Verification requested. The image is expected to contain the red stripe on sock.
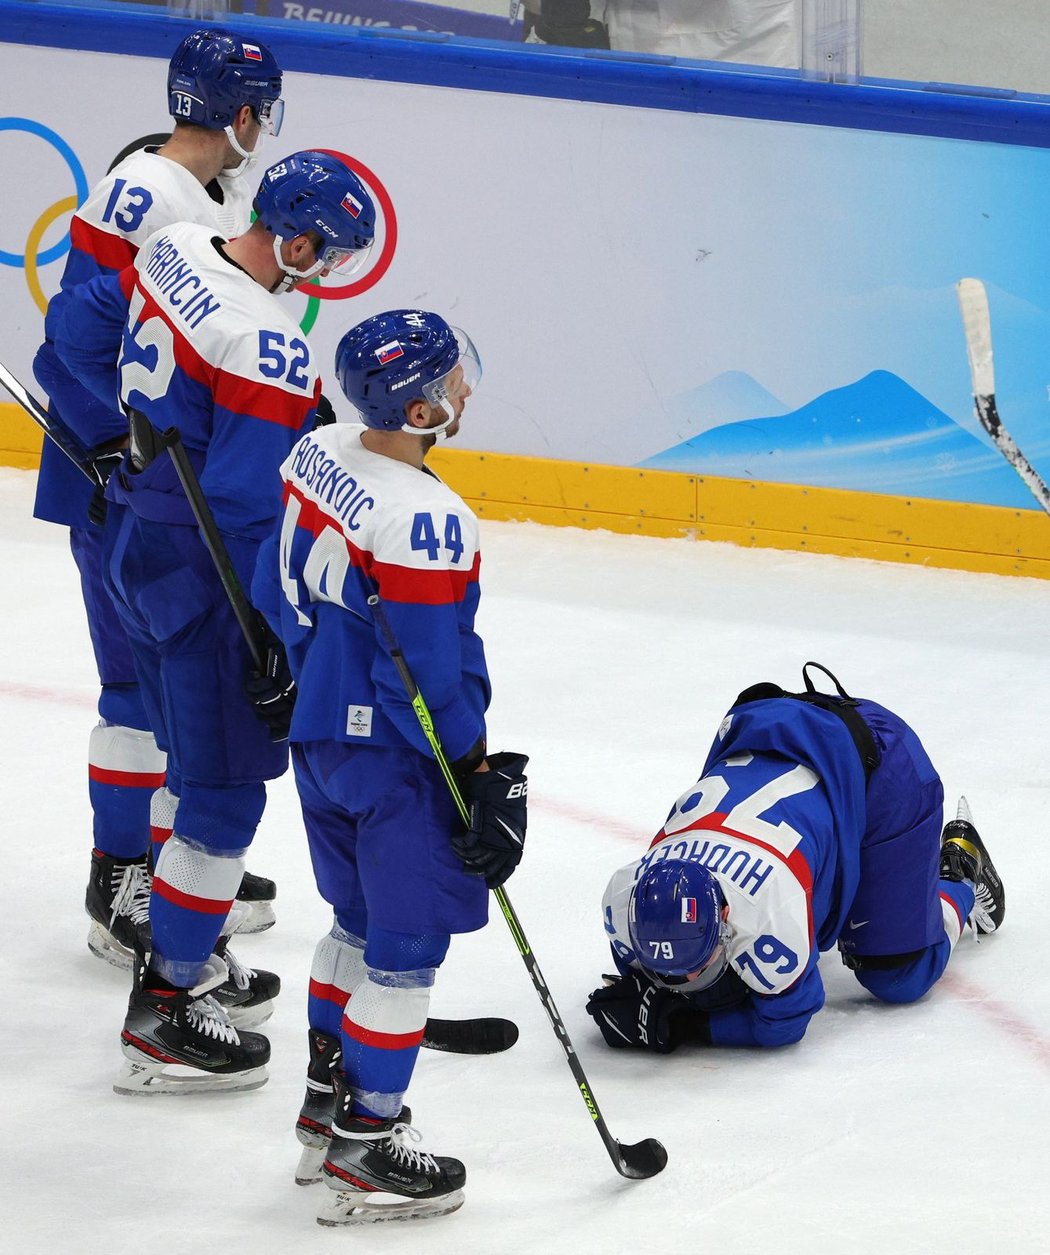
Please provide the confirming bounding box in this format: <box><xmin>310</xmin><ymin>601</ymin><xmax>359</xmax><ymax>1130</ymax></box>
<box><xmin>152</xmin><ymin>877</ymin><xmax>234</xmax><ymax>915</ymax></box>
<box><xmin>90</xmin><ymin>765</ymin><xmax>167</xmax><ymax>788</ymax></box>
<box><xmin>940</xmin><ymin>890</ymin><xmax>964</xmax><ymax>933</ymax></box>
<box><xmin>150</xmin><ymin>826</ymin><xmax>173</xmax><ymax>844</ymax></box>
<box><xmin>309</xmin><ymin>978</ymin><xmax>351</xmax><ymax>1009</ymax></box>
<box><xmin>341</xmin><ymin>1017</ymin><xmax>425</xmax><ymax>1051</ymax></box>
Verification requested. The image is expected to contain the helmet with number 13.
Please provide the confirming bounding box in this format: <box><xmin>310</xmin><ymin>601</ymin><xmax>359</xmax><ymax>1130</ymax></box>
<box><xmin>167</xmin><ymin>27</ymin><xmax>284</xmax><ymax>175</ymax></box>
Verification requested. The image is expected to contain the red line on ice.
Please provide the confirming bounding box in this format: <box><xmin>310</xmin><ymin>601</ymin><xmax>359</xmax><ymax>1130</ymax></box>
<box><xmin>937</xmin><ymin>972</ymin><xmax>1050</xmax><ymax>1072</ymax></box>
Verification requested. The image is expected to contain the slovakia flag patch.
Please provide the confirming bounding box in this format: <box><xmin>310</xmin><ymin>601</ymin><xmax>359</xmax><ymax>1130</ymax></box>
<box><xmin>375</xmin><ymin>340</ymin><xmax>404</xmax><ymax>365</ymax></box>
<box><xmin>341</xmin><ymin>192</ymin><xmax>363</xmax><ymax>219</ymax></box>
<box><xmin>681</xmin><ymin>897</ymin><xmax>697</xmax><ymax>923</ymax></box>
<box><xmin>243</xmin><ymin>44</ymin><xmax>263</xmax><ymax>61</ymax></box>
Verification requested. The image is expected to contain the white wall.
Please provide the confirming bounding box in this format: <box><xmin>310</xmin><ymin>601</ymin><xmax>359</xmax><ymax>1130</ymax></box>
<box><xmin>418</xmin><ymin>0</ymin><xmax>1050</xmax><ymax>94</ymax></box>
<box><xmin>864</xmin><ymin>0</ymin><xmax>1050</xmax><ymax>94</ymax></box>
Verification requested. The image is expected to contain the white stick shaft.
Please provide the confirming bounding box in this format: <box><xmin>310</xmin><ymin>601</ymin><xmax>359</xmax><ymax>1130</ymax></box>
<box><xmin>956</xmin><ymin>277</ymin><xmax>995</xmax><ymax>399</ymax></box>
<box><xmin>955</xmin><ymin>278</ymin><xmax>1050</xmax><ymax>518</ymax></box>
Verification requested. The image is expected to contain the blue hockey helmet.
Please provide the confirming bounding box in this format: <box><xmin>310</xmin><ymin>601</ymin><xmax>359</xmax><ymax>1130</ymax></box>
<box><xmin>628</xmin><ymin>859</ymin><xmax>730</xmax><ymax>991</ymax></box>
<box><xmin>334</xmin><ymin>309</ymin><xmax>482</xmax><ymax>436</ymax></box>
<box><xmin>167</xmin><ymin>28</ymin><xmax>284</xmax><ymax>136</ymax></box>
<box><xmin>255</xmin><ymin>152</ymin><xmax>376</xmax><ymax>291</ymax></box>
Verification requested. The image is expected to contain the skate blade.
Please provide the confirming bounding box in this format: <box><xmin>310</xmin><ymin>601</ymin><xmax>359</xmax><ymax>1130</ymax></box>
<box><xmin>232</xmin><ymin>901</ymin><xmax>276</xmax><ymax>934</ymax></box>
<box><xmin>317</xmin><ymin>1188</ymin><xmax>464</xmax><ymax>1226</ymax></box>
<box><xmin>113</xmin><ymin>1054</ymin><xmax>268</xmax><ymax>1097</ymax></box>
<box><xmin>223</xmin><ymin>999</ymin><xmax>274</xmax><ymax>1031</ymax></box>
<box><xmin>295</xmin><ymin>1143</ymin><xmax>327</xmax><ymax>1186</ymax></box>
<box><xmin>86</xmin><ymin>921</ymin><xmax>134</xmax><ymax>972</ymax></box>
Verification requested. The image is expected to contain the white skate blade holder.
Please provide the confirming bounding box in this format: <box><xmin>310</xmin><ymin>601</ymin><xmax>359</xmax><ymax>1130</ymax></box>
<box><xmin>295</xmin><ymin>1145</ymin><xmax>325</xmax><ymax>1187</ymax></box>
<box><xmin>88</xmin><ymin>899</ymin><xmax>257</xmax><ymax>971</ymax></box>
<box><xmin>233</xmin><ymin>899</ymin><xmax>276</xmax><ymax>934</ymax></box>
<box><xmin>87</xmin><ymin>920</ymin><xmax>135</xmax><ymax>971</ymax></box>
<box><xmin>113</xmin><ymin>1056</ymin><xmax>268</xmax><ymax>1097</ymax></box>
<box><xmin>317</xmin><ymin>1187</ymin><xmax>465</xmax><ymax>1226</ymax></box>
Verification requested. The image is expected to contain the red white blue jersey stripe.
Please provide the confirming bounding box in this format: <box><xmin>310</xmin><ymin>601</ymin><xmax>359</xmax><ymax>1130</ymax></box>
<box><xmin>252</xmin><ymin>422</ymin><xmax>490</xmax><ymax>762</ymax></box>
<box><xmin>111</xmin><ymin>222</ymin><xmax>320</xmax><ymax>538</ymax></box>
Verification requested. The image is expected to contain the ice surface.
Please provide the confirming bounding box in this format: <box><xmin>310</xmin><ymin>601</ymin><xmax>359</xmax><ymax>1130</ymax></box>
<box><xmin>2</xmin><ymin>467</ymin><xmax>1047</xmax><ymax>1253</ymax></box>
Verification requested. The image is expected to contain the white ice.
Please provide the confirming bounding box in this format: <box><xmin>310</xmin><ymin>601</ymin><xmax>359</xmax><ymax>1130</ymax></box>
<box><xmin>2</xmin><ymin>466</ymin><xmax>1048</xmax><ymax>1254</ymax></box>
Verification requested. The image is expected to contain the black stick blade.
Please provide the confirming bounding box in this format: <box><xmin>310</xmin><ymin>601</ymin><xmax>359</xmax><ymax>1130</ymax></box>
<box><xmin>422</xmin><ymin>1017</ymin><xmax>519</xmax><ymax>1055</ymax></box>
<box><xmin>616</xmin><ymin>1137</ymin><xmax>668</xmax><ymax>1179</ymax></box>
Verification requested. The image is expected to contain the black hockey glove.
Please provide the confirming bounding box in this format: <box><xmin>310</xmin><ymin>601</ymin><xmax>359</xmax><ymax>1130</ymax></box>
<box><xmin>244</xmin><ymin>620</ymin><xmax>297</xmax><ymax>742</ymax></box>
<box><xmin>586</xmin><ymin>971</ymin><xmax>711</xmax><ymax>1054</ymax></box>
<box><xmin>86</xmin><ymin>450</ymin><xmax>124</xmax><ymax>527</ymax></box>
<box><xmin>312</xmin><ymin>392</ymin><xmax>337</xmax><ymax>429</ymax></box>
<box><xmin>451</xmin><ymin>752</ymin><xmax>529</xmax><ymax>889</ymax></box>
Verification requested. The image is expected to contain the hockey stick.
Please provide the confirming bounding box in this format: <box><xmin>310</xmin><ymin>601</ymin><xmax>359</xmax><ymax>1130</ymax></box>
<box><xmin>0</xmin><ymin>357</ymin><xmax>101</xmax><ymax>484</ymax></box>
<box><xmin>127</xmin><ymin>414</ymin><xmax>268</xmax><ymax>671</ymax></box>
<box><xmin>955</xmin><ymin>277</ymin><xmax>1050</xmax><ymax>517</ymax></box>
<box><xmin>367</xmin><ymin>592</ymin><xmax>668</xmax><ymax>1180</ymax></box>
<box><xmin>423</xmin><ymin>1016</ymin><xmax>518</xmax><ymax>1054</ymax></box>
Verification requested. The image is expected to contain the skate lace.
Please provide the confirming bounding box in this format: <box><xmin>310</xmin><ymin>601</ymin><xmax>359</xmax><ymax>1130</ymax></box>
<box><xmin>186</xmin><ymin>994</ymin><xmax>241</xmax><ymax>1045</ymax></box>
<box><xmin>386</xmin><ymin>1122</ymin><xmax>439</xmax><ymax>1175</ymax></box>
<box><xmin>110</xmin><ymin>862</ymin><xmax>152</xmax><ymax>929</ymax></box>
<box><xmin>222</xmin><ymin>948</ymin><xmax>257</xmax><ymax>992</ymax></box>
<box><xmin>971</xmin><ymin>881</ymin><xmax>998</xmax><ymax>933</ymax></box>
<box><xmin>974</xmin><ymin>880</ymin><xmax>996</xmax><ymax>909</ymax></box>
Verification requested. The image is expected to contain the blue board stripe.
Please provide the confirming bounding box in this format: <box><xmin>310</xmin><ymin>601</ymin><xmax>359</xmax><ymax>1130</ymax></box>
<box><xmin>3</xmin><ymin>1</ymin><xmax>1050</xmax><ymax>147</ymax></box>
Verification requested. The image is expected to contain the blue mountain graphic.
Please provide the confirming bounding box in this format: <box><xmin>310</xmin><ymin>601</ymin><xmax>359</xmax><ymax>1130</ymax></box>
<box><xmin>662</xmin><ymin>371</ymin><xmax>788</xmax><ymax>440</ymax></box>
<box><xmin>640</xmin><ymin>370</ymin><xmax>1047</xmax><ymax>508</ymax></box>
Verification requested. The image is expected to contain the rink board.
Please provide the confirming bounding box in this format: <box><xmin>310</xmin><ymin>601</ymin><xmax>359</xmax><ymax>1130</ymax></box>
<box><xmin>5</xmin><ymin>4</ymin><xmax>1050</xmax><ymax>577</ymax></box>
<box><xmin>6</xmin><ymin>409</ymin><xmax>1043</xmax><ymax>580</ymax></box>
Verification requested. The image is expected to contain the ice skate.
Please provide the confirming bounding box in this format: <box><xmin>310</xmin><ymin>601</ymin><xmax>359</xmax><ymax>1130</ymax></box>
<box><xmin>233</xmin><ymin>869</ymin><xmax>277</xmax><ymax>934</ymax></box>
<box><xmin>318</xmin><ymin>1079</ymin><xmax>462</xmax><ymax>1225</ymax></box>
<box><xmin>940</xmin><ymin>797</ymin><xmax>1006</xmax><ymax>934</ymax></box>
<box><xmin>295</xmin><ymin>1030</ymin><xmax>342</xmax><ymax>1185</ymax></box>
<box><xmin>211</xmin><ymin>935</ymin><xmax>280</xmax><ymax>1030</ymax></box>
<box><xmin>85</xmin><ymin>850</ymin><xmax>151</xmax><ymax>970</ymax></box>
<box><xmin>114</xmin><ymin>956</ymin><xmax>270</xmax><ymax>1096</ymax></box>
<box><xmin>294</xmin><ymin>1033</ymin><xmax>413</xmax><ymax>1186</ymax></box>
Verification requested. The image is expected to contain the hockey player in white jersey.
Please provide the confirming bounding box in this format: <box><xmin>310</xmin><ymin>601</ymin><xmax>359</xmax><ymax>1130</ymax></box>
<box><xmin>587</xmin><ymin>665</ymin><xmax>1006</xmax><ymax>1053</ymax></box>
<box><xmin>32</xmin><ymin>27</ymin><xmax>285</xmax><ymax>974</ymax></box>
<box><xmin>251</xmin><ymin>310</ymin><xmax>529</xmax><ymax>1223</ymax></box>
<box><xmin>54</xmin><ymin>151</ymin><xmax>377</xmax><ymax>1095</ymax></box>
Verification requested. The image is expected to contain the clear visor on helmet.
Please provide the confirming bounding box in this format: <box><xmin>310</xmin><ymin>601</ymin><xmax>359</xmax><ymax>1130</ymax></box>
<box><xmin>315</xmin><ymin>238</ymin><xmax>373</xmax><ymax>277</ymax></box>
<box><xmin>639</xmin><ymin>919</ymin><xmax>732</xmax><ymax>994</ymax></box>
<box><xmin>254</xmin><ymin>96</ymin><xmax>285</xmax><ymax>137</ymax></box>
<box><xmin>421</xmin><ymin>329</ymin><xmax>483</xmax><ymax>410</ymax></box>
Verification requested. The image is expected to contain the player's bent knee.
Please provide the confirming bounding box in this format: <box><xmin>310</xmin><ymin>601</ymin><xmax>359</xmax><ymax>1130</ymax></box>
<box><xmin>849</xmin><ymin>945</ymin><xmax>946</xmax><ymax>1004</ymax></box>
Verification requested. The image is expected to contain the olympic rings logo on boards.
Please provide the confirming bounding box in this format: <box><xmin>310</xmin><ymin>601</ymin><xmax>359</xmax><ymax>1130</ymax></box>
<box><xmin>0</xmin><ymin>117</ymin><xmax>89</xmax><ymax>316</ymax></box>
<box><xmin>0</xmin><ymin>121</ymin><xmax>398</xmax><ymax>332</ymax></box>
